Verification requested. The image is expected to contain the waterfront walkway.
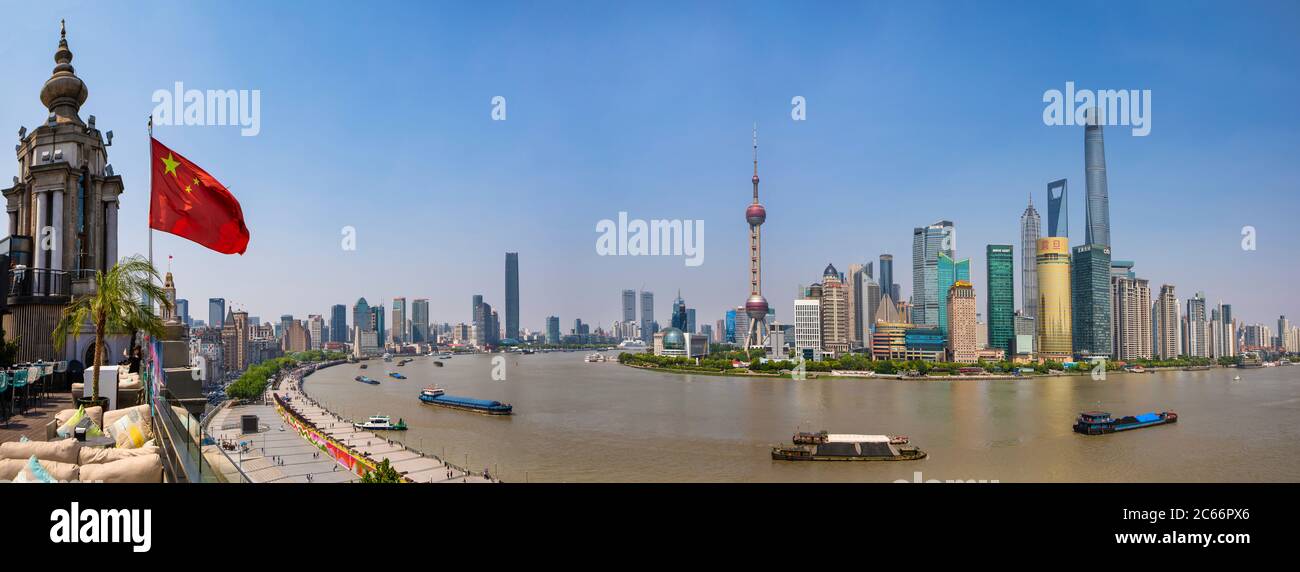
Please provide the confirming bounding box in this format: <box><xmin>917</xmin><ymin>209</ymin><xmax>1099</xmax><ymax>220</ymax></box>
<box><xmin>275</xmin><ymin>381</ymin><xmax>491</xmax><ymax>483</ymax></box>
<box><xmin>205</xmin><ymin>400</ymin><xmax>359</xmax><ymax>483</ymax></box>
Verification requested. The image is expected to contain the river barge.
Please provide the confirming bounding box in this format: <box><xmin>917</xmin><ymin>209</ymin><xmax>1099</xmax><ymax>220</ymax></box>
<box><xmin>1073</xmin><ymin>410</ymin><xmax>1177</xmax><ymax>435</ymax></box>
<box><xmin>354</xmin><ymin>375</ymin><xmax>379</xmax><ymax>385</ymax></box>
<box><xmin>773</xmin><ymin>433</ymin><xmax>926</xmax><ymax>461</ymax></box>
<box><xmin>418</xmin><ymin>386</ymin><xmax>513</xmax><ymax>415</ymax></box>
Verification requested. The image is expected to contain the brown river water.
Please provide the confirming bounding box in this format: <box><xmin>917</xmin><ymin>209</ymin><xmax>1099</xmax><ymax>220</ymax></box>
<box><xmin>301</xmin><ymin>352</ymin><xmax>1300</xmax><ymax>482</ymax></box>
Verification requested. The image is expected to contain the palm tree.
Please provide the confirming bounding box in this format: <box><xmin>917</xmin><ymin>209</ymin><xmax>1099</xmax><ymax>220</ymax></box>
<box><xmin>52</xmin><ymin>256</ymin><xmax>171</xmax><ymax>408</ymax></box>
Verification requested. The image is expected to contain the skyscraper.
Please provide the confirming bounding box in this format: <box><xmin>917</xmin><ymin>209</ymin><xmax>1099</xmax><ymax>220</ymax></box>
<box><xmin>175</xmin><ymin>299</ymin><xmax>190</xmax><ymax>326</ymax></box>
<box><xmin>671</xmin><ymin>291</ymin><xmax>688</xmax><ymax>330</ymax></box>
<box><xmin>1111</xmin><ymin>275</ymin><xmax>1152</xmax><ymax>360</ymax></box>
<box><xmin>946</xmin><ymin>281</ymin><xmax>977</xmax><ymax>363</ymax></box>
<box><xmin>1071</xmin><ymin>244</ymin><xmax>1112</xmax><ymax>358</ymax></box>
<box><xmin>1036</xmin><ymin>237</ymin><xmax>1072</xmax><ymax>360</ymax></box>
<box><xmin>819</xmin><ymin>264</ymin><xmax>849</xmax><ymax>357</ymax></box>
<box><xmin>353</xmin><ymin>297</ymin><xmax>371</xmax><ymax>333</ymax></box>
<box><xmin>330</xmin><ymin>304</ymin><xmax>347</xmax><ymax>343</ymax></box>
<box><xmin>640</xmin><ymin>291</ymin><xmax>656</xmax><ymax>344</ymax></box>
<box><xmin>1047</xmin><ymin>179</ymin><xmax>1068</xmax><ymax>238</ymax></box>
<box><xmin>742</xmin><ymin>125</ymin><xmax>770</xmax><ymax>348</ymax></box>
<box><xmin>546</xmin><ymin>316</ymin><xmax>560</xmax><ymax>345</ymax></box>
<box><xmin>1154</xmin><ymin>285</ymin><xmax>1179</xmax><ymax>359</ymax></box>
<box><xmin>936</xmin><ymin>252</ymin><xmax>969</xmax><ymax>336</ymax></box>
<box><xmin>307</xmin><ymin>314</ymin><xmax>324</xmax><ymax>350</ymax></box>
<box><xmin>793</xmin><ymin>298</ymin><xmax>822</xmax><ymax>361</ymax></box>
<box><xmin>1084</xmin><ymin>107</ymin><xmax>1111</xmax><ymax>248</ymax></box>
<box><xmin>879</xmin><ymin>255</ymin><xmax>895</xmax><ymax>309</ymax></box>
<box><xmin>391</xmin><ymin>297</ymin><xmax>407</xmax><ymax>345</ymax></box>
<box><xmin>911</xmin><ymin>220</ymin><xmax>954</xmax><ymax>327</ymax></box>
<box><xmin>986</xmin><ymin>245</ymin><xmax>1015</xmax><ymax>352</ymax></box>
<box><xmin>505</xmin><ymin>252</ymin><xmax>519</xmax><ymax>340</ymax></box>
<box><xmin>846</xmin><ymin>262</ymin><xmax>873</xmax><ymax>347</ymax></box>
<box><xmin>1019</xmin><ymin>195</ymin><xmax>1041</xmax><ymax>319</ymax></box>
<box><xmin>209</xmin><ymin>298</ymin><xmax>226</xmax><ymax>328</ymax></box>
<box><xmin>622</xmin><ymin>289</ymin><xmax>637</xmax><ymax>323</ymax></box>
<box><xmin>411</xmin><ymin>299</ymin><xmax>429</xmax><ymax>344</ymax></box>
<box><xmin>1186</xmin><ymin>293</ymin><xmax>1208</xmax><ymax>357</ymax></box>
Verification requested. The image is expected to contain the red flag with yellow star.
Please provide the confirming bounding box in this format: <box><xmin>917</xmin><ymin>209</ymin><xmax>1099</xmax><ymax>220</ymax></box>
<box><xmin>149</xmin><ymin>137</ymin><xmax>249</xmax><ymax>254</ymax></box>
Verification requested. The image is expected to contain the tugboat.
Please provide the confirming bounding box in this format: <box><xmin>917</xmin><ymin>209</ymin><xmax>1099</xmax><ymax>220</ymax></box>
<box><xmin>773</xmin><ymin>433</ymin><xmax>926</xmax><ymax>461</ymax></box>
<box><xmin>353</xmin><ymin>415</ymin><xmax>407</xmax><ymax>431</ymax></box>
<box><xmin>359</xmin><ymin>364</ymin><xmax>368</xmax><ymax>370</ymax></box>
<box><xmin>418</xmin><ymin>386</ymin><xmax>513</xmax><ymax>415</ymax></box>
<box><xmin>388</xmin><ymin>372</ymin><xmax>406</xmax><ymax>379</ymax></box>
<box><xmin>434</xmin><ymin>361</ymin><xmax>444</xmax><ymax>367</ymax></box>
<box><xmin>354</xmin><ymin>376</ymin><xmax>379</xmax><ymax>385</ymax></box>
<box><xmin>1073</xmin><ymin>410</ymin><xmax>1178</xmax><ymax>435</ymax></box>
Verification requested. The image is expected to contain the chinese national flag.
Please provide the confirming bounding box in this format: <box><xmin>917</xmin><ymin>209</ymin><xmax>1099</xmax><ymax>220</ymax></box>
<box><xmin>149</xmin><ymin>137</ymin><xmax>250</xmax><ymax>254</ymax></box>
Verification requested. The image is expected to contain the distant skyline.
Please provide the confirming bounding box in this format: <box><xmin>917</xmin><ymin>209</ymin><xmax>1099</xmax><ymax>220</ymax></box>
<box><xmin>2</xmin><ymin>1</ymin><xmax>1298</xmax><ymax>331</ymax></box>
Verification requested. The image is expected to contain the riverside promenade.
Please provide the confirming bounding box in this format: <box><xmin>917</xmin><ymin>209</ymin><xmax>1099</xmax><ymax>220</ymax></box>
<box><xmin>276</xmin><ymin>381</ymin><xmax>492</xmax><ymax>483</ymax></box>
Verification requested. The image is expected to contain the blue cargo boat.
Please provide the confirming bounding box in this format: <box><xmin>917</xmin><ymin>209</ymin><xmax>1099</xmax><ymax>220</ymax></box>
<box><xmin>354</xmin><ymin>375</ymin><xmax>379</xmax><ymax>385</ymax></box>
<box><xmin>1073</xmin><ymin>410</ymin><xmax>1177</xmax><ymax>435</ymax></box>
<box><xmin>418</xmin><ymin>386</ymin><xmax>512</xmax><ymax>415</ymax></box>
<box><xmin>388</xmin><ymin>372</ymin><xmax>406</xmax><ymax>379</ymax></box>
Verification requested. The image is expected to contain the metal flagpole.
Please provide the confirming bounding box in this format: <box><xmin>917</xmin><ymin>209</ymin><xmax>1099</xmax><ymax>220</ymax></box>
<box><xmin>147</xmin><ymin>115</ymin><xmax>153</xmax><ymax>278</ymax></box>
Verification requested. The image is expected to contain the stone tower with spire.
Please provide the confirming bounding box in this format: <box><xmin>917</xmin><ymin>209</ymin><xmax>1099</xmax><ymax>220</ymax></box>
<box><xmin>2</xmin><ymin>21</ymin><xmax>126</xmax><ymax>363</ymax></box>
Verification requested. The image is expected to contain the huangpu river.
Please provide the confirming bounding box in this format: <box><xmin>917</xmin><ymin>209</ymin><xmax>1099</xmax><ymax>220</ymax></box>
<box><xmin>301</xmin><ymin>352</ymin><xmax>1300</xmax><ymax>482</ymax></box>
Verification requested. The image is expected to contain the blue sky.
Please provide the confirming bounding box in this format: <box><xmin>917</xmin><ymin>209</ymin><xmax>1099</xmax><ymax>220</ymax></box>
<box><xmin>2</xmin><ymin>0</ymin><xmax>1297</xmax><ymax>332</ymax></box>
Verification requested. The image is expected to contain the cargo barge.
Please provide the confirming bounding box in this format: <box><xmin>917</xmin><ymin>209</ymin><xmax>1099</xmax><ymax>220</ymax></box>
<box><xmin>354</xmin><ymin>375</ymin><xmax>379</xmax><ymax>385</ymax></box>
<box><xmin>772</xmin><ymin>433</ymin><xmax>926</xmax><ymax>461</ymax></box>
<box><xmin>1073</xmin><ymin>410</ymin><xmax>1177</xmax><ymax>435</ymax></box>
<box><xmin>418</xmin><ymin>386</ymin><xmax>512</xmax><ymax>415</ymax></box>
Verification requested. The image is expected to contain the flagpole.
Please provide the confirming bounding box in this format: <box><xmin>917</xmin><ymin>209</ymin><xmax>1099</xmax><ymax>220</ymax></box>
<box><xmin>146</xmin><ymin>116</ymin><xmax>154</xmax><ymax>308</ymax></box>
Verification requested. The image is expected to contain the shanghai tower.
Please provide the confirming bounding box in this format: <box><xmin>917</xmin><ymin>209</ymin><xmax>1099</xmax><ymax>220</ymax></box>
<box><xmin>1084</xmin><ymin>107</ymin><xmax>1111</xmax><ymax>247</ymax></box>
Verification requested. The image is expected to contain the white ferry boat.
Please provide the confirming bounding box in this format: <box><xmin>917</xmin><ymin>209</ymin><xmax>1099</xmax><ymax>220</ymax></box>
<box><xmin>353</xmin><ymin>415</ymin><xmax>407</xmax><ymax>431</ymax></box>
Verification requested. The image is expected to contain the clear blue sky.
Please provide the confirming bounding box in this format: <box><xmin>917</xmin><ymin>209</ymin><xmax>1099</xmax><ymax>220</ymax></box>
<box><xmin>2</xmin><ymin>1</ymin><xmax>1297</xmax><ymax>331</ymax></box>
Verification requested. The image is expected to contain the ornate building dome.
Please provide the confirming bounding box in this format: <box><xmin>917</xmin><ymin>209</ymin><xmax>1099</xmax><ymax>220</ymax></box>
<box><xmin>40</xmin><ymin>20</ymin><xmax>89</xmax><ymax>124</ymax></box>
<box><xmin>660</xmin><ymin>327</ymin><xmax>686</xmax><ymax>350</ymax></box>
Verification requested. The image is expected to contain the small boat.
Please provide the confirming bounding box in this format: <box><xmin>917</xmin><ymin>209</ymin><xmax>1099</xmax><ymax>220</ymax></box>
<box><xmin>773</xmin><ymin>434</ymin><xmax>925</xmax><ymax>461</ymax></box>
<box><xmin>359</xmin><ymin>364</ymin><xmax>368</xmax><ymax>369</ymax></box>
<box><xmin>438</xmin><ymin>354</ymin><xmax>452</xmax><ymax>360</ymax></box>
<box><xmin>383</xmin><ymin>353</ymin><xmax>393</xmax><ymax>362</ymax></box>
<box><xmin>1073</xmin><ymin>410</ymin><xmax>1177</xmax><ymax>435</ymax></box>
<box><xmin>434</xmin><ymin>361</ymin><xmax>444</xmax><ymax>367</ymax></box>
<box><xmin>354</xmin><ymin>376</ymin><xmax>379</xmax><ymax>385</ymax></box>
<box><xmin>1125</xmin><ymin>365</ymin><xmax>1146</xmax><ymax>374</ymax></box>
<box><xmin>388</xmin><ymin>372</ymin><xmax>406</xmax><ymax>379</ymax></box>
<box><xmin>1232</xmin><ymin>375</ymin><xmax>1241</xmax><ymax>381</ymax></box>
<box><xmin>418</xmin><ymin>386</ymin><xmax>512</xmax><ymax>415</ymax></box>
<box><xmin>353</xmin><ymin>415</ymin><xmax>407</xmax><ymax>431</ymax></box>
<box><xmin>584</xmin><ymin>353</ymin><xmax>606</xmax><ymax>363</ymax></box>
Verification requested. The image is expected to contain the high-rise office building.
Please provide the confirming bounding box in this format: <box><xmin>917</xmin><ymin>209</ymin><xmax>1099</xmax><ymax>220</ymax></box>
<box><xmin>1036</xmin><ymin>237</ymin><xmax>1073</xmax><ymax>359</ymax></box>
<box><xmin>986</xmin><ymin>245</ymin><xmax>1015</xmax><ymax>352</ymax></box>
<box><xmin>1154</xmin><ymin>285</ymin><xmax>1179</xmax><ymax>359</ymax></box>
<box><xmin>209</xmin><ymin>298</ymin><xmax>226</xmax><ymax>328</ymax></box>
<box><xmin>370</xmin><ymin>304</ymin><xmax>385</xmax><ymax>344</ymax></box>
<box><xmin>353</xmin><ymin>298</ymin><xmax>371</xmax><ymax>333</ymax></box>
<box><xmin>847</xmin><ymin>262</ymin><xmax>875</xmax><ymax>347</ymax></box>
<box><xmin>410</xmin><ymin>299</ymin><xmax>429</xmax><ymax>344</ymax></box>
<box><xmin>640</xmin><ymin>291</ymin><xmax>656</xmax><ymax>344</ymax></box>
<box><xmin>1047</xmin><ymin>179</ymin><xmax>1068</xmax><ymax>238</ymax></box>
<box><xmin>622</xmin><ymin>289</ymin><xmax>637</xmax><ymax>323</ymax></box>
<box><xmin>391</xmin><ymin>297</ymin><xmax>407</xmax><ymax>345</ymax></box>
<box><xmin>686</xmin><ymin>308</ymin><xmax>696</xmax><ymax>334</ymax></box>
<box><xmin>911</xmin><ymin>220</ymin><xmax>954</xmax><ymax>327</ymax></box>
<box><xmin>819</xmin><ymin>264</ymin><xmax>850</xmax><ymax>357</ymax></box>
<box><xmin>1071</xmin><ymin>244</ymin><xmax>1112</xmax><ymax>358</ymax></box>
<box><xmin>671</xmin><ymin>291</ymin><xmax>688</xmax><ymax>331</ymax></box>
<box><xmin>725</xmin><ymin>309</ymin><xmax>736</xmax><ymax>343</ymax></box>
<box><xmin>175</xmin><ymin>299</ymin><xmax>190</xmax><ymax>326</ymax></box>
<box><xmin>936</xmin><ymin>252</ymin><xmax>970</xmax><ymax>336</ymax></box>
<box><xmin>879</xmin><ymin>255</ymin><xmax>895</xmax><ymax>310</ymax></box>
<box><xmin>472</xmin><ymin>294</ymin><xmax>486</xmax><ymax>346</ymax></box>
<box><xmin>793</xmin><ymin>298</ymin><xmax>822</xmax><ymax>361</ymax></box>
<box><xmin>1185</xmin><ymin>293</ymin><xmax>1208</xmax><ymax>358</ymax></box>
<box><xmin>1111</xmin><ymin>274</ymin><xmax>1152</xmax><ymax>360</ymax></box>
<box><xmin>1084</xmin><ymin>107</ymin><xmax>1111</xmax><ymax>248</ymax></box>
<box><xmin>330</xmin><ymin>304</ymin><xmax>347</xmax><ymax>343</ymax></box>
<box><xmin>1020</xmin><ymin>196</ymin><xmax>1041</xmax><ymax>319</ymax></box>
<box><xmin>505</xmin><ymin>252</ymin><xmax>519</xmax><ymax>340</ymax></box>
<box><xmin>546</xmin><ymin>316</ymin><xmax>560</xmax><ymax>344</ymax></box>
<box><xmin>946</xmin><ymin>281</ymin><xmax>977</xmax><ymax>363</ymax></box>
<box><xmin>307</xmin><ymin>314</ymin><xmax>324</xmax><ymax>350</ymax></box>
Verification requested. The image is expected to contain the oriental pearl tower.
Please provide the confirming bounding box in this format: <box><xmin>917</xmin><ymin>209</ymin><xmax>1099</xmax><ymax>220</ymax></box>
<box><xmin>743</xmin><ymin>125</ymin><xmax>769</xmax><ymax>349</ymax></box>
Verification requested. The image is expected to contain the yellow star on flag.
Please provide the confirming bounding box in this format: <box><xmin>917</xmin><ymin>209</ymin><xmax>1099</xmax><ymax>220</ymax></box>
<box><xmin>161</xmin><ymin>153</ymin><xmax>180</xmax><ymax>178</ymax></box>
